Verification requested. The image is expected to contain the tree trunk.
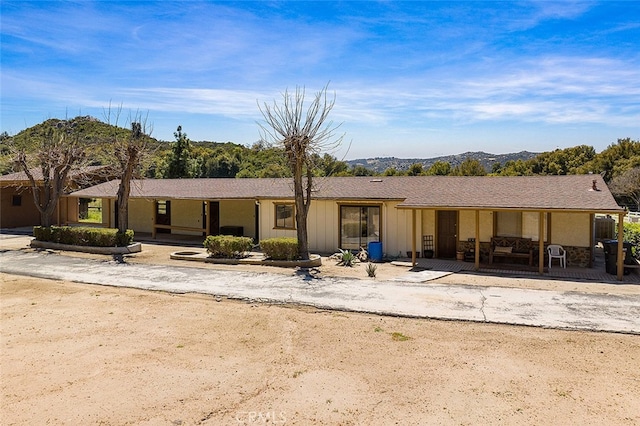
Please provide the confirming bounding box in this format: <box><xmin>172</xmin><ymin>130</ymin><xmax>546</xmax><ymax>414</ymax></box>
<box><xmin>116</xmin><ymin>179</ymin><xmax>130</xmax><ymax>233</ymax></box>
<box><xmin>117</xmin><ymin>168</ymin><xmax>133</xmax><ymax>232</ymax></box>
<box><xmin>27</xmin><ymin>167</ymin><xmax>67</xmax><ymax>227</ymax></box>
<box><xmin>39</xmin><ymin>197</ymin><xmax>58</xmax><ymax>227</ymax></box>
<box><xmin>116</xmin><ymin>150</ymin><xmax>136</xmax><ymax>233</ymax></box>
<box><xmin>295</xmin><ymin>199</ymin><xmax>310</xmax><ymax>260</ymax></box>
<box><xmin>292</xmin><ymin>156</ymin><xmax>310</xmax><ymax>260</ymax></box>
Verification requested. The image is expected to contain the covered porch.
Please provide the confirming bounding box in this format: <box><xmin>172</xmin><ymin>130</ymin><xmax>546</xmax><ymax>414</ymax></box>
<box><xmin>400</xmin><ymin>243</ymin><xmax>639</xmax><ymax>284</ymax></box>
<box><xmin>404</xmin><ymin>207</ymin><xmax>629</xmax><ymax>281</ymax></box>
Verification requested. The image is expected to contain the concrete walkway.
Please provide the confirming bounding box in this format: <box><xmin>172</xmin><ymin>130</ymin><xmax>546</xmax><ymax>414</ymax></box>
<box><xmin>1</xmin><ymin>249</ymin><xmax>639</xmax><ymax>334</ymax></box>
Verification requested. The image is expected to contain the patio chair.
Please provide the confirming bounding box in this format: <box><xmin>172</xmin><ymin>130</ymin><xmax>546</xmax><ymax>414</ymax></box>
<box><xmin>547</xmin><ymin>244</ymin><xmax>566</xmax><ymax>268</ymax></box>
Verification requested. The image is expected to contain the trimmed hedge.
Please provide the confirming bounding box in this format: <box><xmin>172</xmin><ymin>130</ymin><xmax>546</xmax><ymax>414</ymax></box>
<box><xmin>203</xmin><ymin>235</ymin><xmax>253</xmax><ymax>258</ymax></box>
<box><xmin>33</xmin><ymin>226</ymin><xmax>134</xmax><ymax>247</ymax></box>
<box><xmin>260</xmin><ymin>237</ymin><xmax>299</xmax><ymax>260</ymax></box>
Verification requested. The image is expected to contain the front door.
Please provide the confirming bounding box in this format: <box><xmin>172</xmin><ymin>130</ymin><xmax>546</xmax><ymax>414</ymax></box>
<box><xmin>156</xmin><ymin>200</ymin><xmax>171</xmax><ymax>234</ymax></box>
<box><xmin>208</xmin><ymin>201</ymin><xmax>220</xmax><ymax>235</ymax></box>
<box><xmin>437</xmin><ymin>210</ymin><xmax>457</xmax><ymax>258</ymax></box>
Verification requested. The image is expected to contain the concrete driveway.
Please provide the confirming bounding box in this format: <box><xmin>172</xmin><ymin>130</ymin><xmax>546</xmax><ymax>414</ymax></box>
<box><xmin>1</xmin><ymin>249</ymin><xmax>639</xmax><ymax>334</ymax></box>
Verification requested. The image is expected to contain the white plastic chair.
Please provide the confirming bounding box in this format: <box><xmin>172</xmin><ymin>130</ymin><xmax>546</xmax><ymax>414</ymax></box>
<box><xmin>547</xmin><ymin>244</ymin><xmax>566</xmax><ymax>268</ymax></box>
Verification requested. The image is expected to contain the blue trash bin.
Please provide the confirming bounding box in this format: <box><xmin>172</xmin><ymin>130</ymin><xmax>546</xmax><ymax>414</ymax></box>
<box><xmin>368</xmin><ymin>241</ymin><xmax>383</xmax><ymax>262</ymax></box>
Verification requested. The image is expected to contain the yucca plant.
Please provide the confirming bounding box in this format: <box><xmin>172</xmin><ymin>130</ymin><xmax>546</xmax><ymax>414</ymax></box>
<box><xmin>337</xmin><ymin>249</ymin><xmax>357</xmax><ymax>267</ymax></box>
<box><xmin>365</xmin><ymin>262</ymin><xmax>377</xmax><ymax>278</ymax></box>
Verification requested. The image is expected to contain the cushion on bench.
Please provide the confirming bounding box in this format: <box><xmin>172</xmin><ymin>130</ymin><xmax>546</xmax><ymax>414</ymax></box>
<box><xmin>490</xmin><ymin>237</ymin><xmax>534</xmax><ymax>266</ymax></box>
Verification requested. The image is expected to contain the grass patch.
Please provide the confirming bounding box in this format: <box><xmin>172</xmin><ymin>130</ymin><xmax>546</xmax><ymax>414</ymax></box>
<box><xmin>391</xmin><ymin>332</ymin><xmax>411</xmax><ymax>341</ymax></box>
<box><xmin>79</xmin><ymin>209</ymin><xmax>102</xmax><ymax>223</ymax></box>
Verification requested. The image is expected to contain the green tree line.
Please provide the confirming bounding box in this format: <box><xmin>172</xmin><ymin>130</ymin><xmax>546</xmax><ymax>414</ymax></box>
<box><xmin>2</xmin><ymin>117</ymin><xmax>638</xmax><ymax>185</ymax></box>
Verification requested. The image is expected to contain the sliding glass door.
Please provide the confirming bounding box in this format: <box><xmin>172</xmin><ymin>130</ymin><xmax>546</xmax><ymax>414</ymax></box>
<box><xmin>340</xmin><ymin>205</ymin><xmax>380</xmax><ymax>250</ymax></box>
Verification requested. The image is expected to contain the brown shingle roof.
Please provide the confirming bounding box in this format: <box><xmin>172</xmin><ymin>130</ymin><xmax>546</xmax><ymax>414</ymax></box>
<box><xmin>395</xmin><ymin>175</ymin><xmax>620</xmax><ymax>211</ymax></box>
<box><xmin>0</xmin><ymin>165</ymin><xmax>109</xmax><ymax>183</ymax></box>
<box><xmin>69</xmin><ymin>175</ymin><xmax>623</xmax><ymax>213</ymax></box>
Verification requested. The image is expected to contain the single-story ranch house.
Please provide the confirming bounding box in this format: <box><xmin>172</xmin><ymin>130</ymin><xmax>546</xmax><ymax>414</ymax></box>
<box><xmin>66</xmin><ymin>174</ymin><xmax>627</xmax><ymax>277</ymax></box>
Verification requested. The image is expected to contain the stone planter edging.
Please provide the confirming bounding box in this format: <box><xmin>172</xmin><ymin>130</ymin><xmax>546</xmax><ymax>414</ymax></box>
<box><xmin>30</xmin><ymin>240</ymin><xmax>142</xmax><ymax>255</ymax></box>
<box><xmin>170</xmin><ymin>251</ymin><xmax>322</xmax><ymax>268</ymax></box>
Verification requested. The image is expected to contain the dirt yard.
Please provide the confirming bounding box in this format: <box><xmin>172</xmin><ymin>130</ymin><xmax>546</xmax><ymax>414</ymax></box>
<box><xmin>1</xmin><ymin>237</ymin><xmax>640</xmax><ymax>424</ymax></box>
<box><xmin>2</xmin><ymin>271</ymin><xmax>639</xmax><ymax>425</ymax></box>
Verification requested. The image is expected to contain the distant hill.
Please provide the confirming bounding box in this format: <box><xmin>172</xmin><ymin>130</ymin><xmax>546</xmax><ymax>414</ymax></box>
<box><xmin>346</xmin><ymin>151</ymin><xmax>540</xmax><ymax>174</ymax></box>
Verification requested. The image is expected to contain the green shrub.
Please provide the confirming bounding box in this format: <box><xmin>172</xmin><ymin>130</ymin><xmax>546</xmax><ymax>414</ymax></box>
<box><xmin>32</xmin><ymin>226</ymin><xmax>134</xmax><ymax>247</ymax></box>
<box><xmin>624</xmin><ymin>222</ymin><xmax>640</xmax><ymax>258</ymax></box>
<box><xmin>33</xmin><ymin>226</ymin><xmax>52</xmax><ymax>242</ymax></box>
<box><xmin>260</xmin><ymin>237</ymin><xmax>299</xmax><ymax>260</ymax></box>
<box><xmin>203</xmin><ymin>235</ymin><xmax>253</xmax><ymax>258</ymax></box>
<box><xmin>115</xmin><ymin>230</ymin><xmax>135</xmax><ymax>247</ymax></box>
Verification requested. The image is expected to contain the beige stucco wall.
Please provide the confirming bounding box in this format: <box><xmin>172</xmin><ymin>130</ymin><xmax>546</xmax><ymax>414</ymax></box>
<box><xmin>307</xmin><ymin>199</ymin><xmax>340</xmax><ymax>253</ymax></box>
<box><xmin>261</xmin><ymin>199</ymin><xmax>350</xmax><ymax>253</ymax></box>
<box><xmin>259</xmin><ymin>199</ymin><xmax>298</xmax><ymax>241</ymax></box>
<box><xmin>0</xmin><ymin>186</ymin><xmax>45</xmax><ymax>228</ymax></box>
<box><xmin>102</xmin><ymin>199</ymin><xmax>111</xmax><ymax>227</ymax></box>
<box><xmin>64</xmin><ymin>196</ymin><xmax>79</xmax><ymax>224</ymax></box>
<box><xmin>522</xmin><ymin>212</ymin><xmax>548</xmax><ymax>241</ymax></box>
<box><xmin>114</xmin><ymin>198</ymin><xmax>258</xmax><ymax>237</ymax></box>
<box><xmin>172</xmin><ymin>200</ymin><xmax>204</xmax><ymax>235</ymax></box>
<box><xmin>383</xmin><ymin>202</ymin><xmax>421</xmax><ymax>257</ymax></box>
<box><xmin>259</xmin><ymin>199</ymin><xmax>421</xmax><ymax>255</ymax></box>
<box><xmin>458</xmin><ymin>210</ymin><xmax>493</xmax><ymax>242</ymax></box>
<box><xmin>128</xmin><ymin>199</ymin><xmax>154</xmax><ymax>233</ymax></box>
<box><xmin>117</xmin><ymin>195</ymin><xmax>594</xmax><ymax>252</ymax></box>
<box><xmin>220</xmin><ymin>200</ymin><xmax>256</xmax><ymax>238</ymax></box>
<box><xmin>550</xmin><ymin>212</ymin><xmax>590</xmax><ymax>247</ymax></box>
<box><xmin>421</xmin><ymin>210</ymin><xmax>436</xmax><ymax>239</ymax></box>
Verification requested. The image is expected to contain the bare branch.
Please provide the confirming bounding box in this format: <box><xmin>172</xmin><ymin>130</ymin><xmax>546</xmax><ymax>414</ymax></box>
<box><xmin>257</xmin><ymin>83</ymin><xmax>344</xmax><ymax>260</ymax></box>
<box><xmin>9</xmin><ymin>119</ymin><xmax>88</xmax><ymax>226</ymax></box>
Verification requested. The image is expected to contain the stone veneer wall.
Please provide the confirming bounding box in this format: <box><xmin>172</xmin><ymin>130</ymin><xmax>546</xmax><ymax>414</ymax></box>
<box><xmin>563</xmin><ymin>246</ymin><xmax>591</xmax><ymax>268</ymax></box>
<box><xmin>456</xmin><ymin>241</ymin><xmax>591</xmax><ymax>268</ymax></box>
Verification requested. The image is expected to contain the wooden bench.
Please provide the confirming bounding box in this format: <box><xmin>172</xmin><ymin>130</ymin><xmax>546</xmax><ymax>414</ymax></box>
<box><xmin>489</xmin><ymin>237</ymin><xmax>534</xmax><ymax>266</ymax></box>
<box><xmin>621</xmin><ymin>257</ymin><xmax>640</xmax><ymax>271</ymax></box>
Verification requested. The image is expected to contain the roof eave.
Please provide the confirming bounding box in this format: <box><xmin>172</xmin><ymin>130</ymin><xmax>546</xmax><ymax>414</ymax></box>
<box><xmin>396</xmin><ymin>204</ymin><xmax>626</xmax><ymax>214</ymax></box>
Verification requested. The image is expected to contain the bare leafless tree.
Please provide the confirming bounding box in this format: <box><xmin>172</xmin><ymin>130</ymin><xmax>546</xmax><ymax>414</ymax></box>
<box><xmin>258</xmin><ymin>84</ymin><xmax>343</xmax><ymax>259</ymax></box>
<box><xmin>12</xmin><ymin>120</ymin><xmax>87</xmax><ymax>227</ymax></box>
<box><xmin>103</xmin><ymin>105</ymin><xmax>153</xmax><ymax>233</ymax></box>
<box><xmin>609</xmin><ymin>167</ymin><xmax>640</xmax><ymax>211</ymax></box>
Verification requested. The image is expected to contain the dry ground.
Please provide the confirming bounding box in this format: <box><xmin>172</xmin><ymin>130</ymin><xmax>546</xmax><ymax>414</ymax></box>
<box><xmin>1</xmin><ymin>237</ymin><xmax>640</xmax><ymax>424</ymax></box>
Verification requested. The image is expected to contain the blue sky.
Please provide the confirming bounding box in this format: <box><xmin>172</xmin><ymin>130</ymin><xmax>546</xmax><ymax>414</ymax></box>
<box><xmin>1</xmin><ymin>1</ymin><xmax>639</xmax><ymax>160</ymax></box>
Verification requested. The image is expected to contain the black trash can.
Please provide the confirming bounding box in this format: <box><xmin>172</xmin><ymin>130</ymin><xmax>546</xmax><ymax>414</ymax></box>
<box><xmin>603</xmin><ymin>240</ymin><xmax>632</xmax><ymax>275</ymax></box>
